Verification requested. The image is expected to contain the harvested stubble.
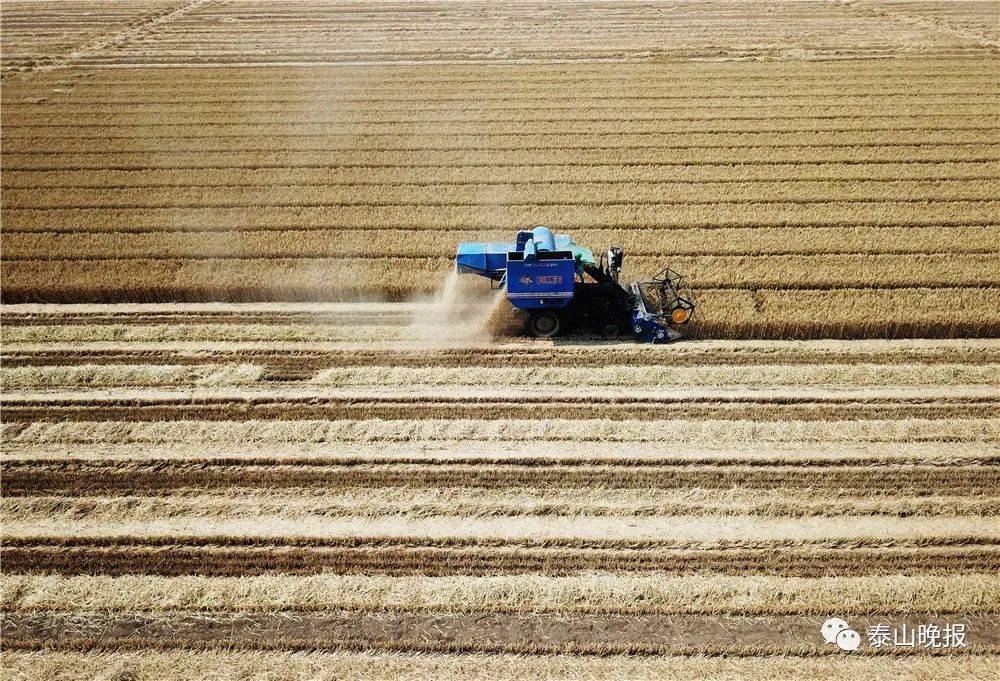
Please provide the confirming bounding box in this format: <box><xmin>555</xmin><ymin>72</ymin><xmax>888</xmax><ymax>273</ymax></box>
<box><xmin>5</xmin><ymin>488</ymin><xmax>996</xmax><ymax>520</ymax></box>
<box><xmin>3</xmin><ymin>651</ymin><xmax>999</xmax><ymax>681</ymax></box>
<box><xmin>309</xmin><ymin>363</ymin><xmax>1000</xmax><ymax>388</ymax></box>
<box><xmin>0</xmin><ymin>363</ymin><xmax>263</xmax><ymax>388</ymax></box>
<box><xmin>2</xmin><ymin>322</ymin><xmax>410</xmax><ymax>344</ymax></box>
<box><xmin>4</xmin><ymin>573</ymin><xmax>996</xmax><ymax>615</ymax></box>
<box><xmin>4</xmin><ymin>361</ymin><xmax>997</xmax><ymax>389</ymax></box>
<box><xmin>4</xmin><ymin>264</ymin><xmax>1000</xmax><ymax>338</ymax></box>
<box><xmin>6</xmin><ymin>514</ymin><xmax>998</xmax><ymax>543</ymax></box>
<box><xmin>11</xmin><ymin>417</ymin><xmax>997</xmax><ymax>445</ymax></box>
<box><xmin>4</xmin><ymin>2</ymin><xmax>1000</xmax><ymax>673</ymax></box>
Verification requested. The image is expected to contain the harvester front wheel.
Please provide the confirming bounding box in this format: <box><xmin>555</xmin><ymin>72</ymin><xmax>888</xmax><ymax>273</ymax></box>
<box><xmin>527</xmin><ymin>311</ymin><xmax>562</xmax><ymax>338</ymax></box>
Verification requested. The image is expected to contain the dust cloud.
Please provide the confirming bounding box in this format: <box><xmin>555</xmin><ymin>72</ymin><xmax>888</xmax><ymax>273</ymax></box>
<box><xmin>410</xmin><ymin>270</ymin><xmax>520</xmax><ymax>344</ymax></box>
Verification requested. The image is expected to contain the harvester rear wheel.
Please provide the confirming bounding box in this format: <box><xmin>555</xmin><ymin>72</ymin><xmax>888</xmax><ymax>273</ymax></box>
<box><xmin>527</xmin><ymin>311</ymin><xmax>562</xmax><ymax>338</ymax></box>
<box><xmin>601</xmin><ymin>321</ymin><xmax>620</xmax><ymax>339</ymax></box>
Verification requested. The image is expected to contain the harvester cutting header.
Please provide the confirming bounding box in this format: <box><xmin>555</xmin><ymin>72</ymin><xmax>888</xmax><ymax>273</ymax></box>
<box><xmin>456</xmin><ymin>227</ymin><xmax>694</xmax><ymax>342</ymax></box>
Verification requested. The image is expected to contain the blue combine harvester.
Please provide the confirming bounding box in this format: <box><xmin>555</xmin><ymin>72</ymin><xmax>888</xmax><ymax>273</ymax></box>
<box><xmin>456</xmin><ymin>226</ymin><xmax>694</xmax><ymax>341</ymax></box>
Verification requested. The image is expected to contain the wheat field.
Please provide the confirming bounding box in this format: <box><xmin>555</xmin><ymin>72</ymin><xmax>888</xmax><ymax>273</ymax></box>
<box><xmin>3</xmin><ymin>303</ymin><xmax>999</xmax><ymax>677</ymax></box>
<box><xmin>3</xmin><ymin>2</ymin><xmax>1000</xmax><ymax>337</ymax></box>
<box><xmin>3</xmin><ymin>1</ymin><xmax>1000</xmax><ymax>679</ymax></box>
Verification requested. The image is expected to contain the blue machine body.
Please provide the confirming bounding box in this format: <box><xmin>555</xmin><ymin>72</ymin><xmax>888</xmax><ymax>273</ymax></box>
<box><xmin>455</xmin><ymin>226</ymin><xmax>694</xmax><ymax>341</ymax></box>
<box><xmin>456</xmin><ymin>226</ymin><xmax>587</xmax><ymax>310</ymax></box>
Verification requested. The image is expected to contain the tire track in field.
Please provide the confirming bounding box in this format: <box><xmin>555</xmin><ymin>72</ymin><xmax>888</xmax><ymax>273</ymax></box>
<box><xmin>3</xmin><ymin>395</ymin><xmax>997</xmax><ymax>422</ymax></box>
<box><xmin>5</xmin><ymin>538</ymin><xmax>999</xmax><ymax>576</ymax></box>
<box><xmin>6</xmin><ymin>341</ymin><xmax>994</xmax><ymax>369</ymax></box>
<box><xmin>5</xmin><ymin>461</ymin><xmax>996</xmax><ymax>496</ymax></box>
<box><xmin>4</xmin><ymin>611</ymin><xmax>998</xmax><ymax>655</ymax></box>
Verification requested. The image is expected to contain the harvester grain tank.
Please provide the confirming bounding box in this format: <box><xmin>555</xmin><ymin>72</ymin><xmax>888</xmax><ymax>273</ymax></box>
<box><xmin>456</xmin><ymin>226</ymin><xmax>694</xmax><ymax>341</ymax></box>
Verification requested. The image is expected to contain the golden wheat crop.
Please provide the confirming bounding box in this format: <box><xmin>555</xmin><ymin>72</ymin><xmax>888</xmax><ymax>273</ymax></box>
<box><xmin>5</xmin><ymin>651</ymin><xmax>999</xmax><ymax>681</ymax></box>
<box><xmin>8</xmin><ymin>514</ymin><xmax>997</xmax><ymax>543</ymax></box>
<box><xmin>13</xmin><ymin>417</ymin><xmax>996</xmax><ymax>445</ymax></box>
<box><xmin>6</xmin><ymin>225</ymin><xmax>999</xmax><ymax>260</ymax></box>
<box><xmin>6</xmin><ymin>573</ymin><xmax>995</xmax><ymax>615</ymax></box>
<box><xmin>0</xmin><ymin>364</ymin><xmax>263</xmax><ymax>387</ymax></box>
<box><xmin>4</xmin><ymin>50</ymin><xmax>999</xmax><ymax>341</ymax></box>
<box><xmin>4</xmin><ymin>2</ymin><xmax>999</xmax><ymax>675</ymax></box>
<box><xmin>5</xmin><ymin>488</ymin><xmax>995</xmax><ymax>521</ymax></box>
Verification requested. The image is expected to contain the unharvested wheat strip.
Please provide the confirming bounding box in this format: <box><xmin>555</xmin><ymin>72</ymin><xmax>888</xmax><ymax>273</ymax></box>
<box><xmin>5</xmin><ymin>344</ymin><xmax>997</xmax><ymax>374</ymax></box>
<box><xmin>6</xmin><ymin>489</ymin><xmax>996</xmax><ymax>521</ymax></box>
<box><xmin>7</xmin><ymin>108</ymin><xmax>1000</xmax><ymax>129</ymax></box>
<box><xmin>5</xmin><ymin>610</ymin><xmax>997</xmax><ymax>656</ymax></box>
<box><xmin>2</xmin><ymin>651</ymin><xmax>996</xmax><ymax>681</ymax></box>
<box><xmin>7</xmin><ymin>146</ymin><xmax>999</xmax><ymax>177</ymax></box>
<box><xmin>19</xmin><ymin>58</ymin><xmax>993</xmax><ymax>80</ymax></box>
<box><xmin>5</xmin><ymin>254</ymin><xmax>998</xmax><ymax>291</ymax></box>
<box><xmin>12</xmin><ymin>418</ymin><xmax>997</xmax><ymax>446</ymax></box>
<box><xmin>4</xmin><ymin>130</ymin><xmax>995</xmax><ymax>154</ymax></box>
<box><xmin>5</xmin><ymin>385</ymin><xmax>998</xmax><ymax>409</ymax></box>
<box><xmin>15</xmin><ymin>79</ymin><xmax>995</xmax><ymax>98</ymax></box>
<box><xmin>0</xmin><ymin>312</ymin><xmax>409</xmax><ymax>330</ymax></box>
<box><xmin>7</xmin><ymin>162</ymin><xmax>1000</xmax><ymax>189</ymax></box>
<box><xmin>58</xmin><ymin>48</ymin><xmax>1000</xmax><ymax>67</ymax></box>
<box><xmin>5</xmin><ymin>270</ymin><xmax>1000</xmax><ymax>340</ymax></box>
<box><xmin>11</xmin><ymin>100</ymin><xmax>998</xmax><ymax>119</ymax></box>
<box><xmin>0</xmin><ymin>255</ymin><xmax>994</xmax><ymax>292</ymax></box>
<box><xmin>5</xmin><ymin>441</ymin><xmax>995</xmax><ymax>465</ymax></box>
<box><xmin>25</xmin><ymin>87</ymin><xmax>996</xmax><ymax>102</ymax></box>
<box><xmin>10</xmin><ymin>119</ymin><xmax>1000</xmax><ymax>139</ymax></box>
<box><xmin>7</xmin><ymin>200</ymin><xmax>997</xmax><ymax>233</ymax></box>
<box><xmin>308</xmin><ymin>364</ymin><xmax>1000</xmax><ymax>389</ymax></box>
<box><xmin>7</xmin><ymin>225</ymin><xmax>999</xmax><ymax>261</ymax></box>
<box><xmin>9</xmin><ymin>108</ymin><xmax>1000</xmax><ymax>127</ymax></box>
<box><xmin>1</xmin><ymin>323</ymin><xmax>413</xmax><ymax>344</ymax></box>
<box><xmin>17</xmin><ymin>87</ymin><xmax>998</xmax><ymax>107</ymax></box>
<box><xmin>8</xmin><ymin>397</ymin><xmax>994</xmax><ymax>426</ymax></box>
<box><xmin>0</xmin><ymin>303</ymin><xmax>427</xmax><ymax>323</ymax></box>
<box><xmin>0</xmin><ymin>364</ymin><xmax>264</xmax><ymax>388</ymax></box>
<box><xmin>6</xmin><ymin>179</ymin><xmax>996</xmax><ymax>209</ymax></box>
<box><xmin>0</xmin><ymin>327</ymin><xmax>993</xmax><ymax>358</ymax></box>
<box><xmin>20</xmin><ymin>60</ymin><xmax>993</xmax><ymax>81</ymax></box>
<box><xmin>4</xmin><ymin>573</ymin><xmax>996</xmax><ymax>615</ymax></box>
<box><xmin>6</xmin><ymin>363</ymin><xmax>997</xmax><ymax>390</ymax></box>
<box><xmin>15</xmin><ymin>73</ymin><xmax>993</xmax><ymax>92</ymax></box>
<box><xmin>620</xmin><ymin>253</ymin><xmax>1000</xmax><ymax>289</ymax></box>
<box><xmin>9</xmin><ymin>91</ymin><xmax>996</xmax><ymax>110</ymax></box>
<box><xmin>6</xmin><ymin>514</ymin><xmax>997</xmax><ymax>542</ymax></box>
<box><xmin>691</xmin><ymin>286</ymin><xmax>1000</xmax><ymax>340</ymax></box>
<box><xmin>9</xmin><ymin>539</ymin><xmax>995</xmax><ymax>579</ymax></box>
<box><xmin>26</xmin><ymin>91</ymin><xmax>997</xmax><ymax>106</ymax></box>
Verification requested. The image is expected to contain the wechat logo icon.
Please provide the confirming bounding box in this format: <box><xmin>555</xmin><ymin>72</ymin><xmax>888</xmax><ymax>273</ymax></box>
<box><xmin>822</xmin><ymin>617</ymin><xmax>861</xmax><ymax>651</ymax></box>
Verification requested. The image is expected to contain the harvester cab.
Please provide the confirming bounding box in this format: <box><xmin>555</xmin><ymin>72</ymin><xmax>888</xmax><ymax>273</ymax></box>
<box><xmin>455</xmin><ymin>226</ymin><xmax>694</xmax><ymax>341</ymax></box>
